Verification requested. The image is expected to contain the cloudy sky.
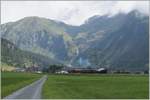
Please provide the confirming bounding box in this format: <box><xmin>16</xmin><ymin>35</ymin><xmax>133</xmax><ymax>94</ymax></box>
<box><xmin>1</xmin><ymin>1</ymin><xmax>149</xmax><ymax>25</ymax></box>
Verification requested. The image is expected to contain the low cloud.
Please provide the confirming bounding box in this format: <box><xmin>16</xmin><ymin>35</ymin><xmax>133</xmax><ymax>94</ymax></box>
<box><xmin>1</xmin><ymin>1</ymin><xmax>149</xmax><ymax>25</ymax></box>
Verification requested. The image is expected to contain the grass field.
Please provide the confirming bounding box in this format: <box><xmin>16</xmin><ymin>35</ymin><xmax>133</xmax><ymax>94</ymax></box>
<box><xmin>1</xmin><ymin>72</ymin><xmax>42</xmax><ymax>98</ymax></box>
<box><xmin>43</xmin><ymin>74</ymin><xmax>149</xmax><ymax>99</ymax></box>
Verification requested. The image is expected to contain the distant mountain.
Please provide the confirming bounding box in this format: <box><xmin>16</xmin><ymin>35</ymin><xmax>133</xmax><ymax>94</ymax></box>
<box><xmin>1</xmin><ymin>38</ymin><xmax>61</xmax><ymax>68</ymax></box>
<box><xmin>0</xmin><ymin>17</ymin><xmax>78</xmax><ymax>63</ymax></box>
<box><xmin>1</xmin><ymin>10</ymin><xmax>149</xmax><ymax>71</ymax></box>
<box><xmin>72</xmin><ymin>10</ymin><xmax>149</xmax><ymax>71</ymax></box>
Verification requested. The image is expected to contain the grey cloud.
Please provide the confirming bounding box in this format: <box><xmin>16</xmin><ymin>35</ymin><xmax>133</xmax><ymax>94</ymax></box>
<box><xmin>1</xmin><ymin>1</ymin><xmax>149</xmax><ymax>25</ymax></box>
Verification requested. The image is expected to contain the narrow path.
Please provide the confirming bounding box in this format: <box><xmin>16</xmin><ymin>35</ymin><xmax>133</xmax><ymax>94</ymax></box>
<box><xmin>4</xmin><ymin>75</ymin><xmax>47</xmax><ymax>99</ymax></box>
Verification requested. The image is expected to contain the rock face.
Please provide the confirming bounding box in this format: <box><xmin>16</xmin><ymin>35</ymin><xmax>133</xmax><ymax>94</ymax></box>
<box><xmin>1</xmin><ymin>10</ymin><xmax>149</xmax><ymax>71</ymax></box>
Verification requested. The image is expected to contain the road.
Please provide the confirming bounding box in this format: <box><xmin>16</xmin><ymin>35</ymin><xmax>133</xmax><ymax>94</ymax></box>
<box><xmin>4</xmin><ymin>75</ymin><xmax>47</xmax><ymax>99</ymax></box>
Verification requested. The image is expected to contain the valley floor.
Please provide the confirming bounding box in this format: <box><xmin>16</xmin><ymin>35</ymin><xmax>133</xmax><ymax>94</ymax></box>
<box><xmin>42</xmin><ymin>74</ymin><xmax>149</xmax><ymax>99</ymax></box>
<box><xmin>1</xmin><ymin>72</ymin><xmax>149</xmax><ymax>99</ymax></box>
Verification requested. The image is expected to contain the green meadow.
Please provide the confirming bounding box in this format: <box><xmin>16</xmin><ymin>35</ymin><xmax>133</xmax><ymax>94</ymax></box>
<box><xmin>1</xmin><ymin>72</ymin><xmax>149</xmax><ymax>99</ymax></box>
<box><xmin>42</xmin><ymin>74</ymin><xmax>149</xmax><ymax>99</ymax></box>
<box><xmin>1</xmin><ymin>72</ymin><xmax>42</xmax><ymax>98</ymax></box>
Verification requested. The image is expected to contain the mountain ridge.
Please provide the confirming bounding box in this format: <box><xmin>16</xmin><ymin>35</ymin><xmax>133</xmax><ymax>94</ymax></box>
<box><xmin>1</xmin><ymin>10</ymin><xmax>149</xmax><ymax>71</ymax></box>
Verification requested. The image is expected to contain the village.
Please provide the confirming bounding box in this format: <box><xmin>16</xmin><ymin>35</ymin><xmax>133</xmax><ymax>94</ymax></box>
<box><xmin>4</xmin><ymin>64</ymin><xmax>148</xmax><ymax>75</ymax></box>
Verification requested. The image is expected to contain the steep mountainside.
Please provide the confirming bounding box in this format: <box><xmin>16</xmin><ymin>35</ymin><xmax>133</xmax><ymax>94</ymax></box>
<box><xmin>73</xmin><ymin>11</ymin><xmax>149</xmax><ymax>71</ymax></box>
<box><xmin>0</xmin><ymin>17</ymin><xmax>77</xmax><ymax>63</ymax></box>
<box><xmin>1</xmin><ymin>10</ymin><xmax>149</xmax><ymax>71</ymax></box>
<box><xmin>1</xmin><ymin>38</ymin><xmax>61</xmax><ymax>67</ymax></box>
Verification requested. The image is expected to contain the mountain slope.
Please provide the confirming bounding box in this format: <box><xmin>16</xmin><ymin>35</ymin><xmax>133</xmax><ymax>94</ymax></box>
<box><xmin>73</xmin><ymin>11</ymin><xmax>149</xmax><ymax>71</ymax></box>
<box><xmin>1</xmin><ymin>38</ymin><xmax>61</xmax><ymax>68</ymax></box>
<box><xmin>0</xmin><ymin>16</ymin><xmax>77</xmax><ymax>63</ymax></box>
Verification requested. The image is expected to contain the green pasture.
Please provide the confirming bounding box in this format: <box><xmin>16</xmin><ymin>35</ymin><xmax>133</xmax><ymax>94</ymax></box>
<box><xmin>43</xmin><ymin>74</ymin><xmax>149</xmax><ymax>99</ymax></box>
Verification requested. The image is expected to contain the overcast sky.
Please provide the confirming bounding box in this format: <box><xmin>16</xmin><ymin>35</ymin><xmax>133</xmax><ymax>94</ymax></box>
<box><xmin>1</xmin><ymin>1</ymin><xmax>149</xmax><ymax>25</ymax></box>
